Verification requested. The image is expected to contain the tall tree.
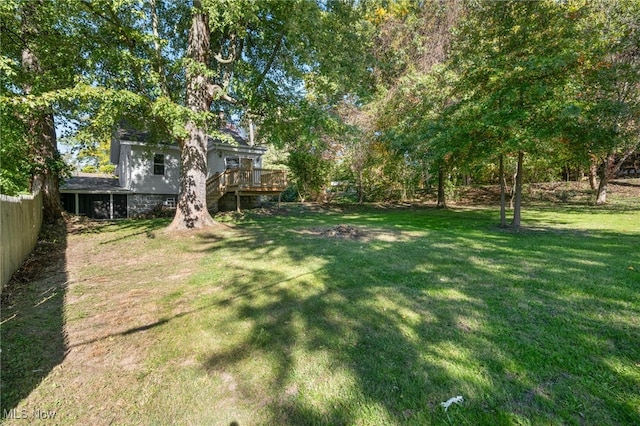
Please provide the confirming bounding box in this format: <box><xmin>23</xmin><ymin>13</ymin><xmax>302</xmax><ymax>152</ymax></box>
<box><xmin>167</xmin><ymin>0</ymin><xmax>215</xmax><ymax>230</ymax></box>
<box><xmin>1</xmin><ymin>0</ymin><xmax>80</xmax><ymax>222</ymax></box>
<box><xmin>68</xmin><ymin>0</ymin><xmax>372</xmax><ymax>230</ymax></box>
<box><xmin>360</xmin><ymin>0</ymin><xmax>464</xmax><ymax>204</ymax></box>
<box><xmin>437</xmin><ymin>0</ymin><xmax>585</xmax><ymax>227</ymax></box>
<box><xmin>561</xmin><ymin>0</ymin><xmax>640</xmax><ymax>204</ymax></box>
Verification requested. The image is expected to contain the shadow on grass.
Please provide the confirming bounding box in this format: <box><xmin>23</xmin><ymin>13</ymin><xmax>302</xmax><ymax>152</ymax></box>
<box><xmin>1</xmin><ymin>220</ymin><xmax>68</xmax><ymax>414</ymax></box>
<box><xmin>66</xmin><ymin>267</ymin><xmax>326</xmax><ymax>350</ymax></box>
<box><xmin>192</xmin><ymin>206</ymin><xmax>639</xmax><ymax>424</ymax></box>
<box><xmin>65</xmin><ymin>217</ymin><xmax>170</xmax><ymax>244</ymax></box>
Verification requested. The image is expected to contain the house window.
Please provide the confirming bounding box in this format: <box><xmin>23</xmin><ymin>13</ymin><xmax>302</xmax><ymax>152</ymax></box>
<box><xmin>163</xmin><ymin>197</ymin><xmax>176</xmax><ymax>209</ymax></box>
<box><xmin>153</xmin><ymin>154</ymin><xmax>165</xmax><ymax>175</ymax></box>
<box><xmin>225</xmin><ymin>157</ymin><xmax>240</xmax><ymax>169</ymax></box>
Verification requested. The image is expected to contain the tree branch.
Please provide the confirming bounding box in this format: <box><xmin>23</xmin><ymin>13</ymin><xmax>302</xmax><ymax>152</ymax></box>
<box><xmin>79</xmin><ymin>0</ymin><xmax>146</xmax><ymax>94</ymax></box>
<box><xmin>214</xmin><ymin>33</ymin><xmax>238</xmax><ymax>64</ymax></box>
<box><xmin>255</xmin><ymin>32</ymin><xmax>284</xmax><ymax>90</ymax></box>
<box><xmin>206</xmin><ymin>83</ymin><xmax>237</xmax><ymax>104</ymax></box>
<box><xmin>0</xmin><ymin>23</ymin><xmax>29</xmax><ymax>50</ymax></box>
<box><xmin>150</xmin><ymin>0</ymin><xmax>168</xmax><ymax>96</ymax></box>
<box><xmin>214</xmin><ymin>52</ymin><xmax>235</xmax><ymax>64</ymax></box>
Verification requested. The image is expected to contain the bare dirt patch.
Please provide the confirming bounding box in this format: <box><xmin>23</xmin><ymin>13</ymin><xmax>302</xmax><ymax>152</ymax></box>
<box><xmin>317</xmin><ymin>224</ymin><xmax>362</xmax><ymax>239</ymax></box>
<box><xmin>1</xmin><ymin>219</ymin><xmax>67</xmax><ymax>308</ymax></box>
<box><xmin>298</xmin><ymin>224</ymin><xmax>415</xmax><ymax>243</ymax></box>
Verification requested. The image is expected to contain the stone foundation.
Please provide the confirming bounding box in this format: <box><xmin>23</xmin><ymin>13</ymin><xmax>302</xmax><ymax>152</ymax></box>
<box><xmin>128</xmin><ymin>193</ymin><xmax>272</xmax><ymax>216</ymax></box>
<box><xmin>128</xmin><ymin>193</ymin><xmax>177</xmax><ymax>217</ymax></box>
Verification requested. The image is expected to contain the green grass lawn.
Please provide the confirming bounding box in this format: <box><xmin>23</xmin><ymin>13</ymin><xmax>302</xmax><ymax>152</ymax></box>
<box><xmin>2</xmin><ymin>202</ymin><xmax>639</xmax><ymax>425</ymax></box>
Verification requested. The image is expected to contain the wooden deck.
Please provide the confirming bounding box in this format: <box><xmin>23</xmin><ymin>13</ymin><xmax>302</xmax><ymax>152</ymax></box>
<box><xmin>206</xmin><ymin>168</ymin><xmax>287</xmax><ymax>209</ymax></box>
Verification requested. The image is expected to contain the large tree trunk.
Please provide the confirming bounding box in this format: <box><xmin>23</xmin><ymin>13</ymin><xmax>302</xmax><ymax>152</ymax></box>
<box><xmin>22</xmin><ymin>2</ymin><xmax>62</xmax><ymax>224</ymax></box>
<box><xmin>27</xmin><ymin>111</ymin><xmax>63</xmax><ymax>224</ymax></box>
<box><xmin>357</xmin><ymin>169</ymin><xmax>364</xmax><ymax>204</ymax></box>
<box><xmin>511</xmin><ymin>151</ymin><xmax>524</xmax><ymax>228</ymax></box>
<box><xmin>499</xmin><ymin>154</ymin><xmax>507</xmax><ymax>228</ymax></box>
<box><xmin>436</xmin><ymin>167</ymin><xmax>446</xmax><ymax>209</ymax></box>
<box><xmin>509</xmin><ymin>166</ymin><xmax>517</xmax><ymax>209</ymax></box>
<box><xmin>589</xmin><ymin>155</ymin><xmax>598</xmax><ymax>190</ymax></box>
<box><xmin>595</xmin><ymin>146</ymin><xmax>638</xmax><ymax>205</ymax></box>
<box><xmin>167</xmin><ymin>2</ymin><xmax>215</xmax><ymax>230</ymax></box>
<box><xmin>596</xmin><ymin>154</ymin><xmax>615</xmax><ymax>205</ymax></box>
<box><xmin>169</xmin><ymin>124</ymin><xmax>214</xmax><ymax>230</ymax></box>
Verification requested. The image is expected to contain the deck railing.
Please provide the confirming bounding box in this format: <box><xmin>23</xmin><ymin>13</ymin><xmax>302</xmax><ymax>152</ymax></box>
<box><xmin>206</xmin><ymin>168</ymin><xmax>287</xmax><ymax>197</ymax></box>
<box><xmin>206</xmin><ymin>171</ymin><xmax>226</xmax><ymax>196</ymax></box>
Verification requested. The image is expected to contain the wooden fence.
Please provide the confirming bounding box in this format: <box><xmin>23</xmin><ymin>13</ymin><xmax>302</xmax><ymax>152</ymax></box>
<box><xmin>1</xmin><ymin>191</ymin><xmax>43</xmax><ymax>289</ymax></box>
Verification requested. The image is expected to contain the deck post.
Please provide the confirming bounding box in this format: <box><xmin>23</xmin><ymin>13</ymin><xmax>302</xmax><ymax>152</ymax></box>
<box><xmin>236</xmin><ymin>190</ymin><xmax>241</xmax><ymax>213</ymax></box>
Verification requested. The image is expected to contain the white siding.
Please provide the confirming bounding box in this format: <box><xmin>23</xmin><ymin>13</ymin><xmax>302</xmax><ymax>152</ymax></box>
<box><xmin>206</xmin><ymin>144</ymin><xmax>267</xmax><ymax>177</ymax></box>
<box><xmin>118</xmin><ymin>144</ymin><xmax>132</xmax><ymax>189</ymax></box>
<box><xmin>207</xmin><ymin>150</ymin><xmax>226</xmax><ymax>176</ymax></box>
<box><xmin>128</xmin><ymin>145</ymin><xmax>180</xmax><ymax>194</ymax></box>
<box><xmin>116</xmin><ymin>140</ymin><xmax>267</xmax><ymax>192</ymax></box>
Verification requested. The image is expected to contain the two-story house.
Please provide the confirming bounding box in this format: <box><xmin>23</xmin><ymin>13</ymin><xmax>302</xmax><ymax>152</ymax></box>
<box><xmin>60</xmin><ymin>127</ymin><xmax>286</xmax><ymax>219</ymax></box>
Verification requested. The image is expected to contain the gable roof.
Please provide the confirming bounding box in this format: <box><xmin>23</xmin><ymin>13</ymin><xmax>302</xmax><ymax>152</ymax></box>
<box><xmin>117</xmin><ymin>127</ymin><xmax>150</xmax><ymax>142</ymax></box>
<box><xmin>208</xmin><ymin>128</ymin><xmax>249</xmax><ymax>146</ymax></box>
<box><xmin>111</xmin><ymin>125</ymin><xmax>266</xmax><ymax>165</ymax></box>
<box><xmin>115</xmin><ymin>126</ymin><xmax>251</xmax><ymax>147</ymax></box>
<box><xmin>60</xmin><ymin>173</ymin><xmax>130</xmax><ymax>193</ymax></box>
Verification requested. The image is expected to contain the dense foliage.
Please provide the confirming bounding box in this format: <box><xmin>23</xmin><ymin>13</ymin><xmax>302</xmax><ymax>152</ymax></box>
<box><xmin>357</xmin><ymin>0</ymin><xmax>638</xmax><ymax>226</ymax></box>
<box><xmin>1</xmin><ymin>0</ymin><xmax>637</xmax><ymax>227</ymax></box>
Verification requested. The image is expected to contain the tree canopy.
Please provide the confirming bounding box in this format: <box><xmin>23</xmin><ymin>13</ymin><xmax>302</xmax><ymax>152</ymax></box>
<box><xmin>1</xmin><ymin>0</ymin><xmax>637</xmax><ymax>228</ymax></box>
<box><xmin>362</xmin><ymin>0</ymin><xmax>639</xmax><ymax>226</ymax></box>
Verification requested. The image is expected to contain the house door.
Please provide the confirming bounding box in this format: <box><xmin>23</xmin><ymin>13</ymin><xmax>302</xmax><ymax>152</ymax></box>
<box><xmin>61</xmin><ymin>193</ymin><xmax>75</xmax><ymax>214</ymax></box>
<box><xmin>241</xmin><ymin>158</ymin><xmax>254</xmax><ymax>184</ymax></box>
<box><xmin>78</xmin><ymin>194</ymin><xmax>110</xmax><ymax>219</ymax></box>
<box><xmin>113</xmin><ymin>194</ymin><xmax>127</xmax><ymax>218</ymax></box>
<box><xmin>76</xmin><ymin>194</ymin><xmax>127</xmax><ymax>219</ymax></box>
<box><xmin>241</xmin><ymin>158</ymin><xmax>253</xmax><ymax>169</ymax></box>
